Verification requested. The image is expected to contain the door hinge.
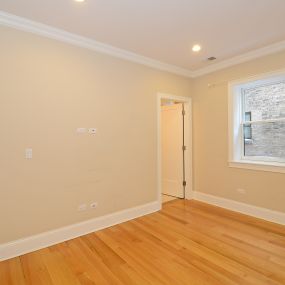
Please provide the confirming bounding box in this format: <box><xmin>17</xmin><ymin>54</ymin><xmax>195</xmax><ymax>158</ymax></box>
<box><xmin>183</xmin><ymin>181</ymin><xmax>187</xmax><ymax>187</ymax></box>
<box><xmin>182</xmin><ymin>110</ymin><xmax>186</xmax><ymax>116</ymax></box>
<box><xmin>182</xmin><ymin>145</ymin><xmax>187</xmax><ymax>151</ymax></box>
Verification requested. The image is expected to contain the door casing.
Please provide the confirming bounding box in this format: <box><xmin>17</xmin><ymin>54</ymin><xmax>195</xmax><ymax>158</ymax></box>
<box><xmin>157</xmin><ymin>93</ymin><xmax>193</xmax><ymax>205</ymax></box>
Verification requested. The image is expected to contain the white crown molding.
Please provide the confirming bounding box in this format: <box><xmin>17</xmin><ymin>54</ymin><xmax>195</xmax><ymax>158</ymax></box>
<box><xmin>1</xmin><ymin>11</ymin><xmax>285</xmax><ymax>79</ymax></box>
<box><xmin>0</xmin><ymin>11</ymin><xmax>194</xmax><ymax>78</ymax></box>
<box><xmin>192</xmin><ymin>191</ymin><xmax>285</xmax><ymax>225</ymax></box>
<box><xmin>0</xmin><ymin>200</ymin><xmax>160</xmax><ymax>261</ymax></box>
<box><xmin>192</xmin><ymin>40</ymin><xmax>285</xmax><ymax>77</ymax></box>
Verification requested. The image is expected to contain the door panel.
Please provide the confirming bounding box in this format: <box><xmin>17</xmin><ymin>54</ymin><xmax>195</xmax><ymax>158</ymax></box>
<box><xmin>161</xmin><ymin>103</ymin><xmax>184</xmax><ymax>198</ymax></box>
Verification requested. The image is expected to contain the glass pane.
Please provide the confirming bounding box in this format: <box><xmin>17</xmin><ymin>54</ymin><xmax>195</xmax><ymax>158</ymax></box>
<box><xmin>243</xmin><ymin>124</ymin><xmax>252</xmax><ymax>140</ymax></box>
<box><xmin>243</xmin><ymin>81</ymin><xmax>285</xmax><ymax>121</ymax></box>
<box><xmin>245</xmin><ymin>111</ymin><xmax>252</xmax><ymax>122</ymax></box>
<box><xmin>243</xmin><ymin>121</ymin><xmax>285</xmax><ymax>159</ymax></box>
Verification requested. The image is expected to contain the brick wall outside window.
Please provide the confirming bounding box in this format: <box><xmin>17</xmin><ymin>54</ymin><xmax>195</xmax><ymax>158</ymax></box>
<box><xmin>243</xmin><ymin>81</ymin><xmax>285</xmax><ymax>159</ymax></box>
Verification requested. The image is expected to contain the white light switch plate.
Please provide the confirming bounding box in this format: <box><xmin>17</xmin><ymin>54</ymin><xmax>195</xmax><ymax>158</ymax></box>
<box><xmin>25</xmin><ymin>148</ymin><xmax>33</xmax><ymax>159</ymax></box>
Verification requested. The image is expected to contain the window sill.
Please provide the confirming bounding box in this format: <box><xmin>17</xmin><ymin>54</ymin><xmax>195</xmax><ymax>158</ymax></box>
<box><xmin>229</xmin><ymin>160</ymin><xmax>285</xmax><ymax>174</ymax></box>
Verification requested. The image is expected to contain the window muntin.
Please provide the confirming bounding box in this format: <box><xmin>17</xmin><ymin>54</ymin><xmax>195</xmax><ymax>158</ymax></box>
<box><xmin>240</xmin><ymin>80</ymin><xmax>285</xmax><ymax>163</ymax></box>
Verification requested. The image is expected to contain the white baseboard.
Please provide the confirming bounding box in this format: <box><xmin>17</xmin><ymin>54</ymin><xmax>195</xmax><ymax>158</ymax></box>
<box><xmin>192</xmin><ymin>191</ymin><xmax>285</xmax><ymax>225</ymax></box>
<box><xmin>0</xmin><ymin>201</ymin><xmax>161</xmax><ymax>261</ymax></box>
<box><xmin>185</xmin><ymin>189</ymin><xmax>194</xmax><ymax>200</ymax></box>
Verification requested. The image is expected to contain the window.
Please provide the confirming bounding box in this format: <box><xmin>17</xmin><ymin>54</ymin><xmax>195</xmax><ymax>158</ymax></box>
<box><xmin>228</xmin><ymin>70</ymin><xmax>285</xmax><ymax>173</ymax></box>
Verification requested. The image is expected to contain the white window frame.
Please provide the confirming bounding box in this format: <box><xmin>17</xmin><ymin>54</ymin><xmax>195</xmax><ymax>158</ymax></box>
<box><xmin>228</xmin><ymin>69</ymin><xmax>285</xmax><ymax>174</ymax></box>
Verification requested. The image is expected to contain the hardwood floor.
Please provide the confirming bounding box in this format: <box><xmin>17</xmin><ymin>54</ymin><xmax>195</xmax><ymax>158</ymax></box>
<box><xmin>1</xmin><ymin>199</ymin><xmax>285</xmax><ymax>285</ymax></box>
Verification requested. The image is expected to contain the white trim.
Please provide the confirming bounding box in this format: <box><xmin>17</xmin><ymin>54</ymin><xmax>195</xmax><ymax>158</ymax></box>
<box><xmin>0</xmin><ymin>201</ymin><xmax>160</xmax><ymax>261</ymax></box>
<box><xmin>1</xmin><ymin>12</ymin><xmax>285</xmax><ymax>79</ymax></box>
<box><xmin>228</xmin><ymin>69</ymin><xmax>285</xmax><ymax>173</ymax></box>
<box><xmin>243</xmin><ymin>117</ymin><xmax>285</xmax><ymax>125</ymax></box>
<box><xmin>192</xmin><ymin>40</ymin><xmax>285</xmax><ymax>77</ymax></box>
<box><xmin>229</xmin><ymin>161</ymin><xmax>285</xmax><ymax>174</ymax></box>
<box><xmin>157</xmin><ymin>93</ymin><xmax>193</xmax><ymax>202</ymax></box>
<box><xmin>193</xmin><ymin>191</ymin><xmax>285</xmax><ymax>225</ymax></box>
<box><xmin>0</xmin><ymin>11</ymin><xmax>193</xmax><ymax>78</ymax></box>
<box><xmin>242</xmin><ymin>155</ymin><xmax>285</xmax><ymax>164</ymax></box>
<box><xmin>228</xmin><ymin>81</ymin><xmax>243</xmax><ymax>163</ymax></box>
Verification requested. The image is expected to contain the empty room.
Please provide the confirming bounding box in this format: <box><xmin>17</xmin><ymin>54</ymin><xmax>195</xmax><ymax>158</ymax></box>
<box><xmin>1</xmin><ymin>1</ymin><xmax>285</xmax><ymax>284</ymax></box>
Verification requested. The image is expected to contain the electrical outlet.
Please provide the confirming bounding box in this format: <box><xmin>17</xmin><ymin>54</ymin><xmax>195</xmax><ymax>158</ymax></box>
<box><xmin>89</xmin><ymin>128</ymin><xmax>97</xmax><ymax>134</ymax></box>
<box><xmin>78</xmin><ymin>204</ymin><xmax>87</xmax><ymax>211</ymax></box>
<box><xmin>237</xmin><ymin>188</ymin><xmax>246</xmax><ymax>194</ymax></box>
<box><xmin>77</xmin><ymin>128</ymin><xmax>86</xmax><ymax>134</ymax></box>
<box><xmin>90</xmin><ymin>202</ymin><xmax>98</xmax><ymax>209</ymax></box>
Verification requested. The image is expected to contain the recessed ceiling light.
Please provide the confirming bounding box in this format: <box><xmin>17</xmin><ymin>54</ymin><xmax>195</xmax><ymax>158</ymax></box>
<box><xmin>192</xmin><ymin>44</ymin><xmax>202</xmax><ymax>52</ymax></box>
<box><xmin>75</xmin><ymin>0</ymin><xmax>85</xmax><ymax>2</ymax></box>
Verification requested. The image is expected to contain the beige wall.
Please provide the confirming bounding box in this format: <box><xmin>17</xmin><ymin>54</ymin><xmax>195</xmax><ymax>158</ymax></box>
<box><xmin>1</xmin><ymin>24</ymin><xmax>285</xmax><ymax>245</ymax></box>
<box><xmin>192</xmin><ymin>51</ymin><xmax>285</xmax><ymax>213</ymax></box>
<box><xmin>0</xmin><ymin>26</ymin><xmax>192</xmax><ymax>243</ymax></box>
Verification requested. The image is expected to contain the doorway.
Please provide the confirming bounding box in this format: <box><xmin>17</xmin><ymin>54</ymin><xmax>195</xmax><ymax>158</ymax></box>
<box><xmin>157</xmin><ymin>93</ymin><xmax>192</xmax><ymax>205</ymax></box>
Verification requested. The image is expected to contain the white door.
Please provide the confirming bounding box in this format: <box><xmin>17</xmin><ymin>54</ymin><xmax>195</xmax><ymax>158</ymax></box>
<box><xmin>161</xmin><ymin>103</ymin><xmax>184</xmax><ymax>198</ymax></box>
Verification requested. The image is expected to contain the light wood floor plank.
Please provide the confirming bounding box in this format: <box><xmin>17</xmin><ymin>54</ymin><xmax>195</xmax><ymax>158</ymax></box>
<box><xmin>1</xmin><ymin>199</ymin><xmax>285</xmax><ymax>285</ymax></box>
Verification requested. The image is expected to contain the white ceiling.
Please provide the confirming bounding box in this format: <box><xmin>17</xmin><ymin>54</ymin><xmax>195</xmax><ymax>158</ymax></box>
<box><xmin>1</xmin><ymin>0</ymin><xmax>285</xmax><ymax>72</ymax></box>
